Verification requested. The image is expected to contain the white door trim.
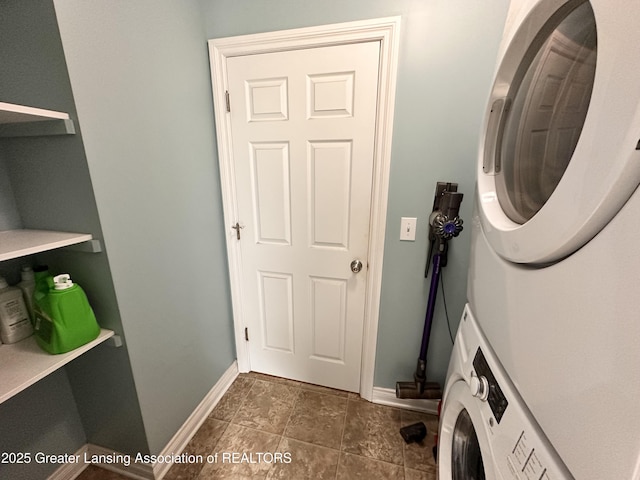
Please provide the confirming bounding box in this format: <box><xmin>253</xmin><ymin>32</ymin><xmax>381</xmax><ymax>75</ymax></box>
<box><xmin>208</xmin><ymin>16</ymin><xmax>400</xmax><ymax>401</ymax></box>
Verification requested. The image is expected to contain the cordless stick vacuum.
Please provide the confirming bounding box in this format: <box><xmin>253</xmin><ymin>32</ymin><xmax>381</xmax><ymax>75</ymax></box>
<box><xmin>396</xmin><ymin>182</ymin><xmax>464</xmax><ymax>402</ymax></box>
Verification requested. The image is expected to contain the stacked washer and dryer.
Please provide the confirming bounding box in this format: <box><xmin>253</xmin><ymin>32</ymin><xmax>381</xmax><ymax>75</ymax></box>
<box><xmin>439</xmin><ymin>0</ymin><xmax>640</xmax><ymax>479</ymax></box>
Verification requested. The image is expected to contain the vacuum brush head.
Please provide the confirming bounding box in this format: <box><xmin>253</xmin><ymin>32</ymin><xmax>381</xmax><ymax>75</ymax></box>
<box><xmin>396</xmin><ymin>381</ymin><xmax>442</xmax><ymax>399</ymax></box>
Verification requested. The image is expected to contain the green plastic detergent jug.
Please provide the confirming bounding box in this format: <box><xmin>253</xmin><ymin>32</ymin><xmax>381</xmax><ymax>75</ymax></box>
<box><xmin>33</xmin><ymin>273</ymin><xmax>100</xmax><ymax>354</ymax></box>
<box><xmin>32</xmin><ymin>265</ymin><xmax>53</xmax><ymax>323</ymax></box>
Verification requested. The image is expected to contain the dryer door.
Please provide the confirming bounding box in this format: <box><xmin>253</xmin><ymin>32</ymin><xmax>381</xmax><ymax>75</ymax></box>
<box><xmin>439</xmin><ymin>381</ymin><xmax>496</xmax><ymax>480</ymax></box>
<box><xmin>478</xmin><ymin>0</ymin><xmax>640</xmax><ymax>264</ymax></box>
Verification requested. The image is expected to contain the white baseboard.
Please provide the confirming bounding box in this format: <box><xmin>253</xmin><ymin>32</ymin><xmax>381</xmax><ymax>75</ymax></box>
<box><xmin>47</xmin><ymin>360</ymin><xmax>239</xmax><ymax>480</ymax></box>
<box><xmin>371</xmin><ymin>386</ymin><xmax>439</xmax><ymax>415</ymax></box>
<box><xmin>85</xmin><ymin>444</ymin><xmax>153</xmax><ymax>480</ymax></box>
<box><xmin>46</xmin><ymin>445</ymin><xmax>89</xmax><ymax>480</ymax></box>
<box><xmin>153</xmin><ymin>360</ymin><xmax>238</xmax><ymax>479</ymax></box>
<box><xmin>46</xmin><ymin>443</ymin><xmax>153</xmax><ymax>480</ymax></box>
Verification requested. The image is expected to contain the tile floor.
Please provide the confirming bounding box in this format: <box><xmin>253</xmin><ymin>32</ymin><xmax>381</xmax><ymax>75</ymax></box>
<box><xmin>76</xmin><ymin>373</ymin><xmax>438</xmax><ymax>479</ymax></box>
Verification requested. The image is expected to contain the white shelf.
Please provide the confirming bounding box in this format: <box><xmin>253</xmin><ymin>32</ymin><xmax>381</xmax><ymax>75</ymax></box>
<box><xmin>0</xmin><ymin>101</ymin><xmax>75</xmax><ymax>137</ymax></box>
<box><xmin>0</xmin><ymin>329</ymin><xmax>115</xmax><ymax>404</ymax></box>
<box><xmin>0</xmin><ymin>102</ymin><xmax>70</xmax><ymax>123</ymax></box>
<box><xmin>0</xmin><ymin>229</ymin><xmax>94</xmax><ymax>261</ymax></box>
<box><xmin>0</xmin><ymin>103</ymin><xmax>105</xmax><ymax>406</ymax></box>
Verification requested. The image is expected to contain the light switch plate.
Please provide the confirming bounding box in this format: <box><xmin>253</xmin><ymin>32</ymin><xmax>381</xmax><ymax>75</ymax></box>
<box><xmin>400</xmin><ymin>217</ymin><xmax>417</xmax><ymax>241</ymax></box>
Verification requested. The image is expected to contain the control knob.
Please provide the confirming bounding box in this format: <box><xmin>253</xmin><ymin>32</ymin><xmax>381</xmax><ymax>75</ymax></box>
<box><xmin>469</xmin><ymin>374</ymin><xmax>489</xmax><ymax>401</ymax></box>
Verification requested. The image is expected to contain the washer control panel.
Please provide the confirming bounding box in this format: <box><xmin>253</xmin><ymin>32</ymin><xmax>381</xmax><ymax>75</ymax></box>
<box><xmin>473</xmin><ymin>347</ymin><xmax>509</xmax><ymax>423</ymax></box>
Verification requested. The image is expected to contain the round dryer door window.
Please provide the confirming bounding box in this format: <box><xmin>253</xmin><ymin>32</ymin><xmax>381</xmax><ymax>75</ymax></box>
<box><xmin>497</xmin><ymin>1</ymin><xmax>596</xmax><ymax>224</ymax></box>
<box><xmin>477</xmin><ymin>0</ymin><xmax>640</xmax><ymax>264</ymax></box>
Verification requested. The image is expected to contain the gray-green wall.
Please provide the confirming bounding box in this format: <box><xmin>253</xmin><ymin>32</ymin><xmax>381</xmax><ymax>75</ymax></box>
<box><xmin>0</xmin><ymin>371</ymin><xmax>85</xmax><ymax>480</ymax></box>
<box><xmin>198</xmin><ymin>0</ymin><xmax>509</xmax><ymax>387</ymax></box>
<box><xmin>53</xmin><ymin>0</ymin><xmax>236</xmax><ymax>455</ymax></box>
<box><xmin>0</xmin><ymin>156</ymin><xmax>20</xmax><ymax>230</ymax></box>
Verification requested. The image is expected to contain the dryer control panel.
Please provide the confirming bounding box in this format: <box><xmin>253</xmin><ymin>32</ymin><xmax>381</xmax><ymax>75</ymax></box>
<box><xmin>473</xmin><ymin>347</ymin><xmax>509</xmax><ymax>423</ymax></box>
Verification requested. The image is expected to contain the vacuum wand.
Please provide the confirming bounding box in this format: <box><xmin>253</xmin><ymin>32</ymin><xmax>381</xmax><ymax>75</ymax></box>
<box><xmin>419</xmin><ymin>253</ymin><xmax>442</xmax><ymax>361</ymax></box>
<box><xmin>396</xmin><ymin>183</ymin><xmax>463</xmax><ymax>400</ymax></box>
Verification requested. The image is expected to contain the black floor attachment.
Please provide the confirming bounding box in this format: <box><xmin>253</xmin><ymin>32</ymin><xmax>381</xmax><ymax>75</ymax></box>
<box><xmin>399</xmin><ymin>422</ymin><xmax>427</xmax><ymax>444</ymax></box>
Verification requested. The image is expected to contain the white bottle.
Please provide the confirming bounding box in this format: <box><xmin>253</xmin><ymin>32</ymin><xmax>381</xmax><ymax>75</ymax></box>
<box><xmin>17</xmin><ymin>265</ymin><xmax>36</xmax><ymax>322</ymax></box>
<box><xmin>0</xmin><ymin>276</ymin><xmax>33</xmax><ymax>344</ymax></box>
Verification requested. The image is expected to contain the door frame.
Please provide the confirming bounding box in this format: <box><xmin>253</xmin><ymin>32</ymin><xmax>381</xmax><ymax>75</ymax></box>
<box><xmin>208</xmin><ymin>17</ymin><xmax>400</xmax><ymax>400</ymax></box>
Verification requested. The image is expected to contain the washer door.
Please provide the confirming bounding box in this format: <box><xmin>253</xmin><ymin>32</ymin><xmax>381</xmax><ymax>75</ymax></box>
<box><xmin>439</xmin><ymin>381</ymin><xmax>496</xmax><ymax>480</ymax></box>
<box><xmin>478</xmin><ymin>0</ymin><xmax>640</xmax><ymax>264</ymax></box>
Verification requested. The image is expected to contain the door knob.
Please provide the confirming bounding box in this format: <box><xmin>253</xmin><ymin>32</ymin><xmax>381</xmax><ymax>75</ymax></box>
<box><xmin>350</xmin><ymin>259</ymin><xmax>363</xmax><ymax>273</ymax></box>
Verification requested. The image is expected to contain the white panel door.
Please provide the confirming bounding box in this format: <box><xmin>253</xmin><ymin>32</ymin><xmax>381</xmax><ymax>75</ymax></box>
<box><xmin>227</xmin><ymin>41</ymin><xmax>380</xmax><ymax>391</ymax></box>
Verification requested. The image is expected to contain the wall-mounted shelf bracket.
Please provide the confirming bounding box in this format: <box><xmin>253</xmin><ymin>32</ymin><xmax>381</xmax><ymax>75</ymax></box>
<box><xmin>61</xmin><ymin>239</ymin><xmax>103</xmax><ymax>254</ymax></box>
<box><xmin>104</xmin><ymin>335</ymin><xmax>123</xmax><ymax>348</ymax></box>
